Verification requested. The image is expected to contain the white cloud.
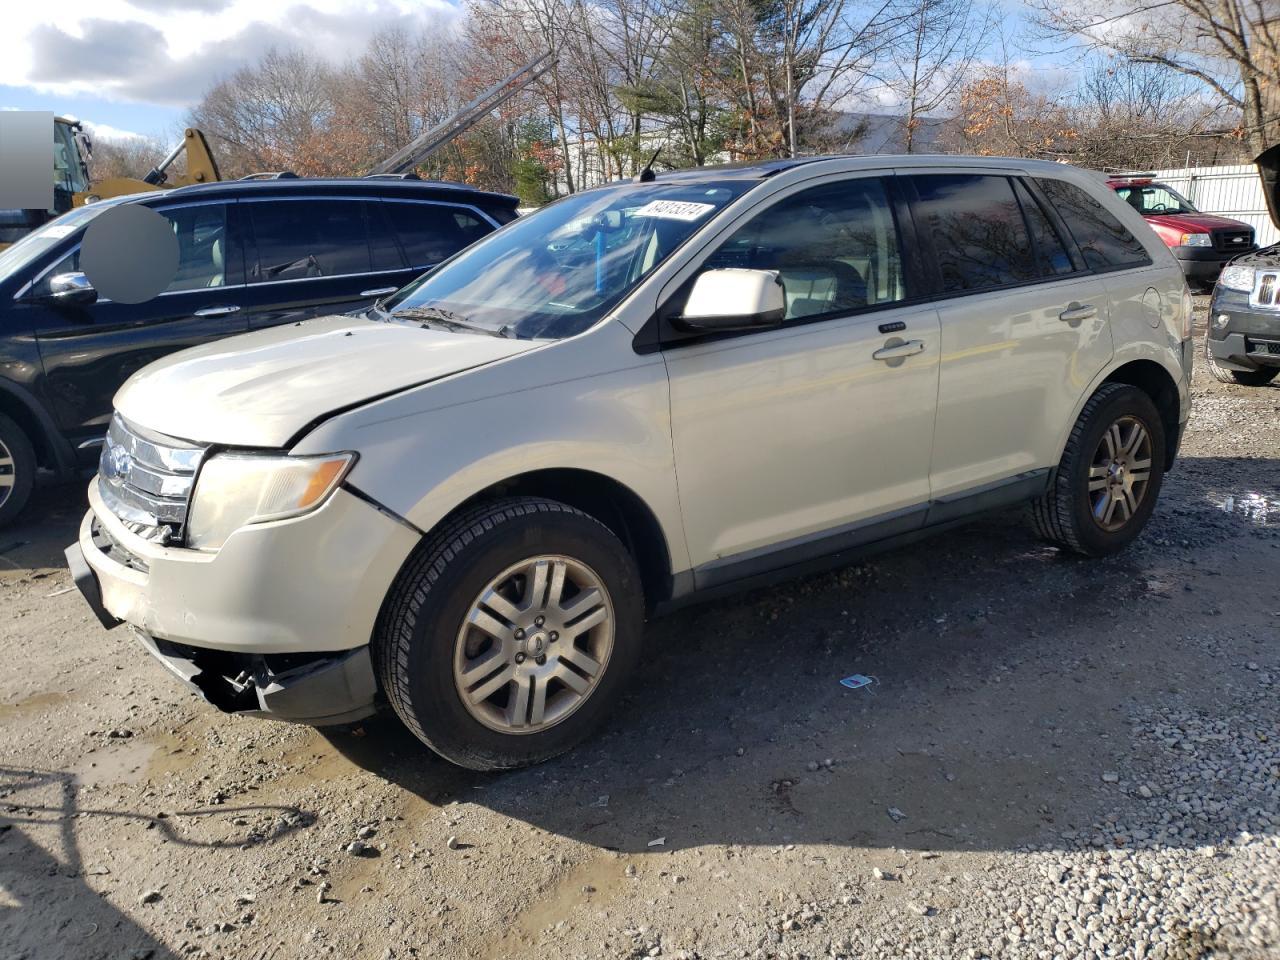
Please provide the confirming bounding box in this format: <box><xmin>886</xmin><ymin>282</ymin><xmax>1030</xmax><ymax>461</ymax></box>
<box><xmin>83</xmin><ymin>120</ymin><xmax>148</xmax><ymax>142</ymax></box>
<box><xmin>1</xmin><ymin>0</ymin><xmax>459</xmax><ymax>108</ymax></box>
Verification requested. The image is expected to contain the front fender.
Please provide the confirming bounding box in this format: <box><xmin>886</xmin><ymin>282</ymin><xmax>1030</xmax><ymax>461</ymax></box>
<box><xmin>293</xmin><ymin>324</ymin><xmax>692</xmax><ymax>575</ymax></box>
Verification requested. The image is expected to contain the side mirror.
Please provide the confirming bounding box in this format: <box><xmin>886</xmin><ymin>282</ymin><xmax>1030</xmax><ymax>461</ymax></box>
<box><xmin>46</xmin><ymin>272</ymin><xmax>98</xmax><ymax>306</ymax></box>
<box><xmin>675</xmin><ymin>268</ymin><xmax>785</xmax><ymax>331</ymax></box>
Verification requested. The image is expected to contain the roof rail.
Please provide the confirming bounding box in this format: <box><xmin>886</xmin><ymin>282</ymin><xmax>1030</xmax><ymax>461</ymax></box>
<box><xmin>239</xmin><ymin>171</ymin><xmax>299</xmax><ymax>181</ymax></box>
<box><xmin>363</xmin><ymin>172</ymin><xmax>422</xmax><ymax>180</ymax></box>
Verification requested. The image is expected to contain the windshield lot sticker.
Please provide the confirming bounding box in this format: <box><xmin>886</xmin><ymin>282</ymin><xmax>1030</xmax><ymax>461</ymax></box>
<box><xmin>633</xmin><ymin>200</ymin><xmax>716</xmax><ymax>221</ymax></box>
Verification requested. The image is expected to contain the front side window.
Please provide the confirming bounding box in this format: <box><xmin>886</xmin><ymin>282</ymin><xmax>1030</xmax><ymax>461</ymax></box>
<box><xmin>247</xmin><ymin>200</ymin><xmax>370</xmax><ymax>282</ymax></box>
<box><xmin>163</xmin><ymin>205</ymin><xmax>228</xmax><ymax>291</ymax></box>
<box><xmin>381</xmin><ymin>180</ymin><xmax>752</xmax><ymax>340</ymax></box>
<box><xmin>910</xmin><ymin>174</ymin><xmax>1038</xmax><ymax>292</ymax></box>
<box><xmin>31</xmin><ymin>203</ymin><xmax>230</xmax><ymax>297</ymax></box>
<box><xmin>700</xmin><ymin>177</ymin><xmax>905</xmax><ymax>320</ymax></box>
<box><xmin>1113</xmin><ymin>183</ymin><xmax>1198</xmax><ymax>216</ymax></box>
<box><xmin>1037</xmin><ymin>178</ymin><xmax>1151</xmax><ymax>272</ymax></box>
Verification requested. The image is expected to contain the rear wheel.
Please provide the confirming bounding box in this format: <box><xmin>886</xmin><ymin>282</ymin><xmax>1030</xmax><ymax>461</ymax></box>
<box><xmin>373</xmin><ymin>497</ymin><xmax>644</xmax><ymax>771</ymax></box>
<box><xmin>1030</xmin><ymin>383</ymin><xmax>1166</xmax><ymax>557</ymax></box>
<box><xmin>1205</xmin><ymin>332</ymin><xmax>1280</xmax><ymax>386</ymax></box>
<box><xmin>0</xmin><ymin>414</ymin><xmax>36</xmax><ymax>529</ymax></box>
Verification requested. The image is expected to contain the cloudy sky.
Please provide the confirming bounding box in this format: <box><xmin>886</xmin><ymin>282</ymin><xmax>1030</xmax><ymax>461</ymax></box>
<box><xmin>1</xmin><ymin>0</ymin><xmax>457</xmax><ymax>142</ymax></box>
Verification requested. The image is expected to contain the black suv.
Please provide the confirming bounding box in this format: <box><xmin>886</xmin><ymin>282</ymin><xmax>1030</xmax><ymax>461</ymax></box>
<box><xmin>1205</xmin><ymin>146</ymin><xmax>1280</xmax><ymax>386</ymax></box>
<box><xmin>0</xmin><ymin>176</ymin><xmax>518</xmax><ymax>526</ymax></box>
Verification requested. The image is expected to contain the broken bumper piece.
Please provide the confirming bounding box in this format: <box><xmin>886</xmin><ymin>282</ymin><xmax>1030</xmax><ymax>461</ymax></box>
<box><xmin>132</xmin><ymin>629</ymin><xmax>378</xmax><ymax>726</ymax></box>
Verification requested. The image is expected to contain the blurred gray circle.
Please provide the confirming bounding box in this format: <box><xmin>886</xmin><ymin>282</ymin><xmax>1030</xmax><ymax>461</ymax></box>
<box><xmin>80</xmin><ymin>204</ymin><xmax>178</xmax><ymax>304</ymax></box>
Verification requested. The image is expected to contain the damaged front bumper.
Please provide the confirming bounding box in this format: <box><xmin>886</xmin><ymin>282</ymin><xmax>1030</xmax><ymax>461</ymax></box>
<box><xmin>66</xmin><ymin>538</ymin><xmax>380</xmax><ymax>725</ymax></box>
<box><xmin>133</xmin><ymin>629</ymin><xmax>378</xmax><ymax>726</ymax></box>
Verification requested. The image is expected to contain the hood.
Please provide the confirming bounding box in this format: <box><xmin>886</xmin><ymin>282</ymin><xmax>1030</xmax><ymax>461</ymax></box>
<box><xmin>1141</xmin><ymin>210</ymin><xmax>1251</xmax><ymax>233</ymax></box>
<box><xmin>114</xmin><ymin>314</ymin><xmax>538</xmax><ymax>448</ymax></box>
<box><xmin>1258</xmin><ymin>144</ymin><xmax>1280</xmax><ymax>231</ymax></box>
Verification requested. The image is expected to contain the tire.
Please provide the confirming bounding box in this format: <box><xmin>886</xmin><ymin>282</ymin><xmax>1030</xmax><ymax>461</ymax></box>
<box><xmin>1030</xmin><ymin>383</ymin><xmax>1166</xmax><ymax>558</ymax></box>
<box><xmin>372</xmin><ymin>496</ymin><xmax>644</xmax><ymax>771</ymax></box>
<box><xmin>0</xmin><ymin>414</ymin><xmax>36</xmax><ymax>530</ymax></box>
<box><xmin>1205</xmin><ymin>332</ymin><xmax>1280</xmax><ymax>386</ymax></box>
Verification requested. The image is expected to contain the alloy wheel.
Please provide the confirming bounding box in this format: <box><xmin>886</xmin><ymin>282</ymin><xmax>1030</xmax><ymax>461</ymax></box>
<box><xmin>0</xmin><ymin>436</ymin><xmax>14</xmax><ymax>509</ymax></box>
<box><xmin>1088</xmin><ymin>415</ymin><xmax>1153</xmax><ymax>532</ymax></box>
<box><xmin>453</xmin><ymin>555</ymin><xmax>614</xmax><ymax>734</ymax></box>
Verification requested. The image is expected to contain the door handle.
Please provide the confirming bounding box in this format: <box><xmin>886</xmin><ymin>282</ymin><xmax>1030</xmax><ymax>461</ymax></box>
<box><xmin>872</xmin><ymin>339</ymin><xmax>926</xmax><ymax>362</ymax></box>
<box><xmin>1058</xmin><ymin>303</ymin><xmax>1097</xmax><ymax>324</ymax></box>
<box><xmin>360</xmin><ymin>286</ymin><xmax>398</xmax><ymax>297</ymax></box>
<box><xmin>193</xmin><ymin>305</ymin><xmax>241</xmax><ymax>317</ymax></box>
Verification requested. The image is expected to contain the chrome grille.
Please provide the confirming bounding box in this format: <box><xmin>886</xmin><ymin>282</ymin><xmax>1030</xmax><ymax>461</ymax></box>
<box><xmin>1250</xmin><ymin>271</ymin><xmax>1280</xmax><ymax>309</ymax></box>
<box><xmin>97</xmin><ymin>415</ymin><xmax>205</xmax><ymax>544</ymax></box>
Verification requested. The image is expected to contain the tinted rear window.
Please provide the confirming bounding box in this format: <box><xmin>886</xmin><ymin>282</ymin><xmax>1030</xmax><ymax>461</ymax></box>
<box><xmin>247</xmin><ymin>200</ymin><xmax>370</xmax><ymax>281</ymax></box>
<box><xmin>382</xmin><ymin>202</ymin><xmax>493</xmax><ymax>267</ymax></box>
<box><xmin>1036</xmin><ymin>178</ymin><xmax>1151</xmax><ymax>271</ymax></box>
<box><xmin>1014</xmin><ymin>179</ymin><xmax>1074</xmax><ymax>277</ymax></box>
<box><xmin>910</xmin><ymin>174</ymin><xmax>1038</xmax><ymax>292</ymax></box>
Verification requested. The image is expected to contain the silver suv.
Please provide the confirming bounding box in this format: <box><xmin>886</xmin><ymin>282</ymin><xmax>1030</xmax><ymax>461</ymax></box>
<box><xmin>68</xmin><ymin>156</ymin><xmax>1194</xmax><ymax>770</ymax></box>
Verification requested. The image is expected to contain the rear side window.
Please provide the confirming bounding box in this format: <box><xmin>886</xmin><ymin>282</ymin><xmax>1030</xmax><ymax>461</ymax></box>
<box><xmin>1013</xmin><ymin>180</ymin><xmax>1074</xmax><ymax>277</ymax></box>
<box><xmin>247</xmin><ymin>200</ymin><xmax>371</xmax><ymax>282</ymax></box>
<box><xmin>909</xmin><ymin>175</ymin><xmax>1038</xmax><ymax>292</ymax></box>
<box><xmin>1036</xmin><ymin>178</ymin><xmax>1150</xmax><ymax>271</ymax></box>
<box><xmin>383</xmin><ymin>202</ymin><xmax>492</xmax><ymax>268</ymax></box>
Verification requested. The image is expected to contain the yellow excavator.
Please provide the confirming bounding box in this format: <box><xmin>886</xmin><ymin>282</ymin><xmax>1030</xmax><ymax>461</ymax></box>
<box><xmin>0</xmin><ymin>119</ymin><xmax>222</xmax><ymax>250</ymax></box>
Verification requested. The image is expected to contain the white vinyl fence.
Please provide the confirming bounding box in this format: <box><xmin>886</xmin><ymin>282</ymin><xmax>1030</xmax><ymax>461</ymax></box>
<box><xmin>1148</xmin><ymin>163</ymin><xmax>1278</xmax><ymax>247</ymax></box>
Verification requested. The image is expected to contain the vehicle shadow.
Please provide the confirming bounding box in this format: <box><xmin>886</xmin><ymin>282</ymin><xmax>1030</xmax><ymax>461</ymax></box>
<box><xmin>325</xmin><ymin>454</ymin><xmax>1280</xmax><ymax>860</ymax></box>
<box><xmin>0</xmin><ymin>481</ymin><xmax>87</xmax><ymax>573</ymax></box>
<box><xmin>0</xmin><ymin>766</ymin><xmax>315</xmax><ymax>960</ymax></box>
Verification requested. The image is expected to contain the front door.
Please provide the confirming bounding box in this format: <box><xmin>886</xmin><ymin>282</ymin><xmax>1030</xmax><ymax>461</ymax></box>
<box><xmin>25</xmin><ymin>200</ymin><xmax>246</xmax><ymax>449</ymax></box>
<box><xmin>661</xmin><ymin>176</ymin><xmax>942</xmax><ymax>584</ymax></box>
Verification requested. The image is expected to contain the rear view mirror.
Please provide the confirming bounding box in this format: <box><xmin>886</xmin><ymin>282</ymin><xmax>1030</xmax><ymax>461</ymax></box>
<box><xmin>46</xmin><ymin>272</ymin><xmax>98</xmax><ymax>307</ymax></box>
<box><xmin>676</xmin><ymin>268</ymin><xmax>785</xmax><ymax>332</ymax></box>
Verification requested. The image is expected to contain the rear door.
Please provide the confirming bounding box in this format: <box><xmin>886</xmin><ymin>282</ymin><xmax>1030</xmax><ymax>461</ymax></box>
<box><xmin>907</xmin><ymin>173</ymin><xmax>1114</xmax><ymax>501</ymax></box>
<box><xmin>240</xmin><ymin>197</ymin><xmax>386</xmax><ymax>330</ymax></box>
<box><xmin>25</xmin><ymin>199</ymin><xmax>247</xmax><ymax>445</ymax></box>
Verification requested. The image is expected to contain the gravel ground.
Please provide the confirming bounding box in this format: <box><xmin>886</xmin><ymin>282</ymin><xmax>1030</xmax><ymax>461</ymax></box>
<box><xmin>1</xmin><ymin>300</ymin><xmax>1277</xmax><ymax>960</ymax></box>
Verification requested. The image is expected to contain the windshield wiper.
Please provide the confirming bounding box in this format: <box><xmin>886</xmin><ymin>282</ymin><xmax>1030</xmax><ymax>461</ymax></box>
<box><xmin>389</xmin><ymin>305</ymin><xmax>513</xmax><ymax>339</ymax></box>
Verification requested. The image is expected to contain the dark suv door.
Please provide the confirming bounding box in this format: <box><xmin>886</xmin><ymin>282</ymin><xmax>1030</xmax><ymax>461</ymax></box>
<box><xmin>21</xmin><ymin>199</ymin><xmax>247</xmax><ymax>450</ymax></box>
<box><xmin>237</xmin><ymin>196</ymin><xmax>501</xmax><ymax>330</ymax></box>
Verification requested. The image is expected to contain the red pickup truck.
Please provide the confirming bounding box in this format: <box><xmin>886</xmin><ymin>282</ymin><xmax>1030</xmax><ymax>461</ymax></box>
<box><xmin>1107</xmin><ymin>175</ymin><xmax>1255</xmax><ymax>287</ymax></box>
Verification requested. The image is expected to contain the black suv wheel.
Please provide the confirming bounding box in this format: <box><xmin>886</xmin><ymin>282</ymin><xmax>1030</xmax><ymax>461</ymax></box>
<box><xmin>1030</xmin><ymin>383</ymin><xmax>1166</xmax><ymax>557</ymax></box>
<box><xmin>0</xmin><ymin>414</ymin><xmax>36</xmax><ymax>529</ymax></box>
<box><xmin>373</xmin><ymin>497</ymin><xmax>644</xmax><ymax>771</ymax></box>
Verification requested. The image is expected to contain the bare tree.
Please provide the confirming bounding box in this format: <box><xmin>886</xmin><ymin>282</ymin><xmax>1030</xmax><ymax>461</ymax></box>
<box><xmin>1027</xmin><ymin>0</ymin><xmax>1280</xmax><ymax>157</ymax></box>
<box><xmin>883</xmin><ymin>0</ymin><xmax>991</xmax><ymax>152</ymax></box>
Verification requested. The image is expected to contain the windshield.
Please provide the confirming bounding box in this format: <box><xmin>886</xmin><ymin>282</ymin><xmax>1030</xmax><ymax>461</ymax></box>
<box><xmin>0</xmin><ymin>199</ymin><xmax>120</xmax><ymax>280</ymax></box>
<box><xmin>380</xmin><ymin>179</ymin><xmax>752</xmax><ymax>340</ymax></box>
<box><xmin>1113</xmin><ymin>182</ymin><xmax>1199</xmax><ymax>216</ymax></box>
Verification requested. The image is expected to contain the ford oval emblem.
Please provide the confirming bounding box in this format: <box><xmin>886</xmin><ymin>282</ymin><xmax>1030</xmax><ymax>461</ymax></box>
<box><xmin>105</xmin><ymin>445</ymin><xmax>132</xmax><ymax>480</ymax></box>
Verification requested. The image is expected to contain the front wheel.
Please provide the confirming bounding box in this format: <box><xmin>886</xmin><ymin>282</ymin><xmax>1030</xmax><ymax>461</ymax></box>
<box><xmin>0</xmin><ymin>414</ymin><xmax>36</xmax><ymax>530</ymax></box>
<box><xmin>373</xmin><ymin>497</ymin><xmax>644</xmax><ymax>771</ymax></box>
<box><xmin>1205</xmin><ymin>332</ymin><xmax>1280</xmax><ymax>386</ymax></box>
<box><xmin>1030</xmin><ymin>383</ymin><xmax>1166</xmax><ymax>557</ymax></box>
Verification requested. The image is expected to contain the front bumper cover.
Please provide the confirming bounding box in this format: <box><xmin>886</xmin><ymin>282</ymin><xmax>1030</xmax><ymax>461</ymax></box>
<box><xmin>66</xmin><ymin>539</ymin><xmax>380</xmax><ymax>725</ymax></box>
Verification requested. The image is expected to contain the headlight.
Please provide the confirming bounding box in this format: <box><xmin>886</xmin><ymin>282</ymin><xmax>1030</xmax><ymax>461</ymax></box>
<box><xmin>1218</xmin><ymin>265</ymin><xmax>1255</xmax><ymax>292</ymax></box>
<box><xmin>1180</xmin><ymin>233</ymin><xmax>1212</xmax><ymax>247</ymax></box>
<box><xmin>1180</xmin><ymin>286</ymin><xmax>1194</xmax><ymax>340</ymax></box>
<box><xmin>186</xmin><ymin>452</ymin><xmax>355</xmax><ymax>551</ymax></box>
